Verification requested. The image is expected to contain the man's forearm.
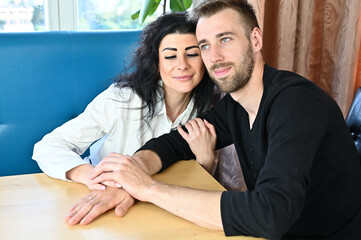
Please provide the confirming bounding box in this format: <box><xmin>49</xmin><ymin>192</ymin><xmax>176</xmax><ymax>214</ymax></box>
<box><xmin>145</xmin><ymin>182</ymin><xmax>224</xmax><ymax>230</ymax></box>
<box><xmin>133</xmin><ymin>150</ymin><xmax>163</xmax><ymax>175</ymax></box>
<box><xmin>133</xmin><ymin>150</ymin><xmax>223</xmax><ymax>229</ymax></box>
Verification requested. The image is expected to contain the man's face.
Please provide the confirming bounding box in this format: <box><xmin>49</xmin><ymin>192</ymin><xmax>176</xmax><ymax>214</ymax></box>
<box><xmin>196</xmin><ymin>8</ymin><xmax>255</xmax><ymax>93</ymax></box>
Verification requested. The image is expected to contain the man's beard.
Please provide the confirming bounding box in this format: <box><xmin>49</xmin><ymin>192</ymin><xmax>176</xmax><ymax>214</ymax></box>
<box><xmin>210</xmin><ymin>45</ymin><xmax>255</xmax><ymax>93</ymax></box>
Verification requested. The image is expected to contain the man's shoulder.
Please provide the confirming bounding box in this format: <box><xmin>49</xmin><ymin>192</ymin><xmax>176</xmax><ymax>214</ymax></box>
<box><xmin>264</xmin><ymin>64</ymin><xmax>314</xmax><ymax>90</ymax></box>
<box><xmin>262</xmin><ymin>64</ymin><xmax>340</xmax><ymax>116</ymax></box>
<box><xmin>263</xmin><ymin>64</ymin><xmax>325</xmax><ymax>103</ymax></box>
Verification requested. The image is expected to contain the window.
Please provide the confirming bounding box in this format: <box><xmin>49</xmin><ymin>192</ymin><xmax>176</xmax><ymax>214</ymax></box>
<box><xmin>77</xmin><ymin>0</ymin><xmax>162</xmax><ymax>30</ymax></box>
<box><xmin>0</xmin><ymin>0</ymin><xmax>177</xmax><ymax>32</ymax></box>
<box><xmin>0</xmin><ymin>0</ymin><xmax>46</xmax><ymax>32</ymax></box>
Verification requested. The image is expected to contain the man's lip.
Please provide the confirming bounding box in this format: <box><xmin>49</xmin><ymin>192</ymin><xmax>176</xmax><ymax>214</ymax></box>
<box><xmin>213</xmin><ymin>67</ymin><xmax>231</xmax><ymax>77</ymax></box>
<box><xmin>173</xmin><ymin>75</ymin><xmax>193</xmax><ymax>81</ymax></box>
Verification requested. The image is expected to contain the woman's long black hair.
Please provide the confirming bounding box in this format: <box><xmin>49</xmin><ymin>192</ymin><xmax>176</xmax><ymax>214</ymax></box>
<box><xmin>114</xmin><ymin>12</ymin><xmax>219</xmax><ymax>123</ymax></box>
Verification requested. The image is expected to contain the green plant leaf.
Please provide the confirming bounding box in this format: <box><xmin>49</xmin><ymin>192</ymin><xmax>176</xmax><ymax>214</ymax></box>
<box><xmin>139</xmin><ymin>0</ymin><xmax>156</xmax><ymax>24</ymax></box>
<box><xmin>135</xmin><ymin>0</ymin><xmax>192</xmax><ymax>24</ymax></box>
<box><xmin>131</xmin><ymin>10</ymin><xmax>140</xmax><ymax>20</ymax></box>
<box><xmin>149</xmin><ymin>0</ymin><xmax>162</xmax><ymax>15</ymax></box>
<box><xmin>183</xmin><ymin>0</ymin><xmax>192</xmax><ymax>9</ymax></box>
<box><xmin>170</xmin><ymin>0</ymin><xmax>192</xmax><ymax>12</ymax></box>
<box><xmin>170</xmin><ymin>0</ymin><xmax>184</xmax><ymax>11</ymax></box>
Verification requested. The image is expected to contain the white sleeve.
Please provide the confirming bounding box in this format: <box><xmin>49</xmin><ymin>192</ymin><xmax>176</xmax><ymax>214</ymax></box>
<box><xmin>32</xmin><ymin>85</ymin><xmax>120</xmax><ymax>181</ymax></box>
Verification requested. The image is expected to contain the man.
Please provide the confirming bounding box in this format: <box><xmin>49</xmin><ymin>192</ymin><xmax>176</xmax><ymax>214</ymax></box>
<box><xmin>67</xmin><ymin>0</ymin><xmax>361</xmax><ymax>239</ymax></box>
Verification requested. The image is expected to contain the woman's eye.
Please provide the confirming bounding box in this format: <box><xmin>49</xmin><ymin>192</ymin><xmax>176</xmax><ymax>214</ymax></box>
<box><xmin>221</xmin><ymin>37</ymin><xmax>231</xmax><ymax>43</ymax></box>
<box><xmin>200</xmin><ymin>44</ymin><xmax>209</xmax><ymax>51</ymax></box>
<box><xmin>164</xmin><ymin>56</ymin><xmax>176</xmax><ymax>60</ymax></box>
<box><xmin>187</xmin><ymin>53</ymin><xmax>199</xmax><ymax>58</ymax></box>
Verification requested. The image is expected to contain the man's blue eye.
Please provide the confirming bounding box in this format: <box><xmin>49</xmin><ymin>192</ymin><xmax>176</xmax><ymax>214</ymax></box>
<box><xmin>200</xmin><ymin>45</ymin><xmax>209</xmax><ymax>51</ymax></box>
<box><xmin>222</xmin><ymin>37</ymin><xmax>230</xmax><ymax>43</ymax></box>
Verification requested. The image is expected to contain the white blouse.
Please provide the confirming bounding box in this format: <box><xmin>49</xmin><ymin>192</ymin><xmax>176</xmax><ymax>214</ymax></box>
<box><xmin>32</xmin><ymin>83</ymin><xmax>197</xmax><ymax>181</ymax></box>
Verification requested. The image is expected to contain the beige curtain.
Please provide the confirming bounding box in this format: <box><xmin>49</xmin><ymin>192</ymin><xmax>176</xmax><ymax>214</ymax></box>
<box><xmin>250</xmin><ymin>0</ymin><xmax>361</xmax><ymax>116</ymax></box>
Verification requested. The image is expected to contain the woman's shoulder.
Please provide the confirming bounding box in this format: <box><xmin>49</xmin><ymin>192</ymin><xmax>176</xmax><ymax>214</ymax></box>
<box><xmin>101</xmin><ymin>84</ymin><xmax>138</xmax><ymax>100</ymax></box>
<box><xmin>93</xmin><ymin>83</ymin><xmax>143</xmax><ymax>108</ymax></box>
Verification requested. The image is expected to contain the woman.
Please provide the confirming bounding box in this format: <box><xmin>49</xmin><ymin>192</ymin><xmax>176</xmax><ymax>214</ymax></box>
<box><xmin>32</xmin><ymin>12</ymin><xmax>219</xmax><ymax>191</ymax></box>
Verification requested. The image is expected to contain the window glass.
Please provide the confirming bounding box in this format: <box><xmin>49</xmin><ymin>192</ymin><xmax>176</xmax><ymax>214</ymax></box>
<box><xmin>78</xmin><ymin>0</ymin><xmax>163</xmax><ymax>30</ymax></box>
<box><xmin>0</xmin><ymin>0</ymin><xmax>47</xmax><ymax>32</ymax></box>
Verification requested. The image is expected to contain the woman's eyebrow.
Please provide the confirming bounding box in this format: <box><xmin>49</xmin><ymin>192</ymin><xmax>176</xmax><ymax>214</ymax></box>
<box><xmin>162</xmin><ymin>47</ymin><xmax>177</xmax><ymax>52</ymax></box>
<box><xmin>185</xmin><ymin>46</ymin><xmax>199</xmax><ymax>50</ymax></box>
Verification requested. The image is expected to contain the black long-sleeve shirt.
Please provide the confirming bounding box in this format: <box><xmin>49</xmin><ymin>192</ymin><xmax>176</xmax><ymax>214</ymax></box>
<box><xmin>138</xmin><ymin>64</ymin><xmax>361</xmax><ymax>240</ymax></box>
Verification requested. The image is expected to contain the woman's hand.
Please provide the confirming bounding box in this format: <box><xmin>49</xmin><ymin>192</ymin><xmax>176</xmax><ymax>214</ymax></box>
<box><xmin>177</xmin><ymin>118</ymin><xmax>216</xmax><ymax>173</ymax></box>
<box><xmin>66</xmin><ymin>163</ymin><xmax>116</xmax><ymax>191</ymax></box>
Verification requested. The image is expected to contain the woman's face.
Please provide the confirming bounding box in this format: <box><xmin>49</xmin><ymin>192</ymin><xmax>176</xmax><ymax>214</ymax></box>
<box><xmin>158</xmin><ymin>33</ymin><xmax>205</xmax><ymax>96</ymax></box>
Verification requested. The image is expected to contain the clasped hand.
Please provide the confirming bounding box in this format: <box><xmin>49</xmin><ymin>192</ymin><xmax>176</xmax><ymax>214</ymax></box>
<box><xmin>91</xmin><ymin>152</ymin><xmax>155</xmax><ymax>201</ymax></box>
<box><xmin>178</xmin><ymin>118</ymin><xmax>216</xmax><ymax>173</ymax></box>
<box><xmin>66</xmin><ymin>118</ymin><xmax>216</xmax><ymax>226</ymax></box>
<box><xmin>66</xmin><ymin>152</ymin><xmax>154</xmax><ymax>226</ymax></box>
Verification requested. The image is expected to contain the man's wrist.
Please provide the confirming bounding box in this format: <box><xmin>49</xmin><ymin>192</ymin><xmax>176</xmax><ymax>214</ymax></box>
<box><xmin>133</xmin><ymin>150</ymin><xmax>162</xmax><ymax>175</ymax></box>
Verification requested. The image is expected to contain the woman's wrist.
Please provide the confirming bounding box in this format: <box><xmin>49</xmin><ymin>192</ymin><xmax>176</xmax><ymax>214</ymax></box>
<box><xmin>196</xmin><ymin>153</ymin><xmax>215</xmax><ymax>173</ymax></box>
<box><xmin>66</xmin><ymin>164</ymin><xmax>94</xmax><ymax>188</ymax></box>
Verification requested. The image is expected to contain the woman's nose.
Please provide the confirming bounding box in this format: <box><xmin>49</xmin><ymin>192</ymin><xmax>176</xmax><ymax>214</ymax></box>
<box><xmin>177</xmin><ymin>55</ymin><xmax>190</xmax><ymax>70</ymax></box>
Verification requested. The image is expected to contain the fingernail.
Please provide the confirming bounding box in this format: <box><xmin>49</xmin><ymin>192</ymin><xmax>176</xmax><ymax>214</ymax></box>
<box><xmin>68</xmin><ymin>218</ymin><xmax>74</xmax><ymax>224</ymax></box>
<box><xmin>115</xmin><ymin>183</ymin><xmax>122</xmax><ymax>188</ymax></box>
<box><xmin>100</xmin><ymin>185</ymin><xmax>106</xmax><ymax>190</ymax></box>
<box><xmin>80</xmin><ymin>217</ymin><xmax>86</xmax><ymax>225</ymax></box>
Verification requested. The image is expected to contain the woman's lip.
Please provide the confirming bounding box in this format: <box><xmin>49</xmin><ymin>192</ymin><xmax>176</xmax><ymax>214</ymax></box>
<box><xmin>173</xmin><ymin>75</ymin><xmax>193</xmax><ymax>81</ymax></box>
<box><xmin>214</xmin><ymin>67</ymin><xmax>231</xmax><ymax>77</ymax></box>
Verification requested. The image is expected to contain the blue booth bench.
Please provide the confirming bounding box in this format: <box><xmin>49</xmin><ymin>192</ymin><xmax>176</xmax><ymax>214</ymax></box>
<box><xmin>0</xmin><ymin>30</ymin><xmax>141</xmax><ymax>176</ymax></box>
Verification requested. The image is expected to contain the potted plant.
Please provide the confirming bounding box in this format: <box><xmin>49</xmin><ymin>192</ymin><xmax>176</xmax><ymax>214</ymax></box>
<box><xmin>132</xmin><ymin>0</ymin><xmax>193</xmax><ymax>24</ymax></box>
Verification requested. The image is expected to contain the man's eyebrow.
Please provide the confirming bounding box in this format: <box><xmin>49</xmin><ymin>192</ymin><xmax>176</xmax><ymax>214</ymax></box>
<box><xmin>198</xmin><ymin>32</ymin><xmax>236</xmax><ymax>45</ymax></box>
<box><xmin>162</xmin><ymin>47</ymin><xmax>177</xmax><ymax>52</ymax></box>
<box><xmin>216</xmin><ymin>32</ymin><xmax>235</xmax><ymax>38</ymax></box>
<box><xmin>185</xmin><ymin>45</ymin><xmax>199</xmax><ymax>50</ymax></box>
<box><xmin>198</xmin><ymin>39</ymin><xmax>207</xmax><ymax>46</ymax></box>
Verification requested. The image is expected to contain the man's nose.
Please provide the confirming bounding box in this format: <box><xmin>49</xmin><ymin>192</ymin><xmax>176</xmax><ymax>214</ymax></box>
<box><xmin>210</xmin><ymin>45</ymin><xmax>224</xmax><ymax>63</ymax></box>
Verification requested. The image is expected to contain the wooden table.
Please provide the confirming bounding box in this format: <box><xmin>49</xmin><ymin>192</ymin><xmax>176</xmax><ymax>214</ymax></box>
<box><xmin>0</xmin><ymin>160</ymin><xmax>262</xmax><ymax>240</ymax></box>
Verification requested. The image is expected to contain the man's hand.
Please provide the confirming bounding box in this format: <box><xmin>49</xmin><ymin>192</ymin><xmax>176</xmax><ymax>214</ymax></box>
<box><xmin>177</xmin><ymin>118</ymin><xmax>216</xmax><ymax>173</ymax></box>
<box><xmin>90</xmin><ymin>153</ymin><xmax>156</xmax><ymax>202</ymax></box>
<box><xmin>66</xmin><ymin>187</ymin><xmax>134</xmax><ymax>226</ymax></box>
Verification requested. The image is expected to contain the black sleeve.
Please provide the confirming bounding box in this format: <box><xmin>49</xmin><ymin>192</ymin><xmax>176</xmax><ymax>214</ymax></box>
<box><xmin>137</xmin><ymin>95</ymin><xmax>234</xmax><ymax>171</ymax></box>
<box><xmin>221</xmin><ymin>85</ymin><xmax>330</xmax><ymax>239</ymax></box>
<box><xmin>137</xmin><ymin>128</ymin><xmax>195</xmax><ymax>171</ymax></box>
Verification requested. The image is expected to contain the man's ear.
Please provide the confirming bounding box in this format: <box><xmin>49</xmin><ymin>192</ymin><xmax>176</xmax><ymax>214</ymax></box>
<box><xmin>250</xmin><ymin>27</ymin><xmax>263</xmax><ymax>52</ymax></box>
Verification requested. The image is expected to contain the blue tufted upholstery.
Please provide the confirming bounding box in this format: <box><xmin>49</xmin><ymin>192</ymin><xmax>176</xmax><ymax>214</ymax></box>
<box><xmin>0</xmin><ymin>31</ymin><xmax>141</xmax><ymax>176</ymax></box>
<box><xmin>346</xmin><ymin>87</ymin><xmax>361</xmax><ymax>162</ymax></box>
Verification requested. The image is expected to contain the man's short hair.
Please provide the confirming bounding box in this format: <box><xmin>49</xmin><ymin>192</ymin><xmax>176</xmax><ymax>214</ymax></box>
<box><xmin>189</xmin><ymin>0</ymin><xmax>260</xmax><ymax>38</ymax></box>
